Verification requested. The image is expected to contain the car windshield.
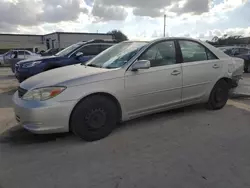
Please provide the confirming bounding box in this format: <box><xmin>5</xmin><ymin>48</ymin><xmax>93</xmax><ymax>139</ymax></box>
<box><xmin>55</xmin><ymin>42</ymin><xmax>84</xmax><ymax>56</ymax></box>
<box><xmin>85</xmin><ymin>41</ymin><xmax>148</xmax><ymax>69</ymax></box>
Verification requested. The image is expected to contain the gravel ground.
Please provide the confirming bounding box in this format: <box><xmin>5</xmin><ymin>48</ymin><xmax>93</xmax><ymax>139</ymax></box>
<box><xmin>0</xmin><ymin>67</ymin><xmax>250</xmax><ymax>188</ymax></box>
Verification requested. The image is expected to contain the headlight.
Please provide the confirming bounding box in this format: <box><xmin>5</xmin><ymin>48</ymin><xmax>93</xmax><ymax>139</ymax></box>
<box><xmin>22</xmin><ymin>61</ymin><xmax>42</xmax><ymax>68</ymax></box>
<box><xmin>22</xmin><ymin>86</ymin><xmax>66</xmax><ymax>101</ymax></box>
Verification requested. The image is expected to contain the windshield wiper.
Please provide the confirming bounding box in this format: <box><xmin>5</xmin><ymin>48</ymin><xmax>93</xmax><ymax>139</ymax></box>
<box><xmin>86</xmin><ymin>64</ymin><xmax>102</xmax><ymax>68</ymax></box>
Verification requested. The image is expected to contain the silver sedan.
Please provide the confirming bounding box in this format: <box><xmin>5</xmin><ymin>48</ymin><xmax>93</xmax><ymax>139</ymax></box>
<box><xmin>13</xmin><ymin>37</ymin><xmax>244</xmax><ymax>141</ymax></box>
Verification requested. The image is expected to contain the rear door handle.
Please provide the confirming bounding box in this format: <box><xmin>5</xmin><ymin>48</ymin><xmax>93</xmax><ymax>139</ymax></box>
<box><xmin>213</xmin><ymin>64</ymin><xmax>220</xmax><ymax>69</ymax></box>
<box><xmin>171</xmin><ymin>70</ymin><xmax>181</xmax><ymax>75</ymax></box>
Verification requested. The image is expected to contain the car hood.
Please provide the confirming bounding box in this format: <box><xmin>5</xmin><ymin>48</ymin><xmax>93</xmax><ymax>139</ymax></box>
<box><xmin>20</xmin><ymin>64</ymin><xmax>115</xmax><ymax>90</ymax></box>
<box><xmin>17</xmin><ymin>55</ymin><xmax>59</xmax><ymax>65</ymax></box>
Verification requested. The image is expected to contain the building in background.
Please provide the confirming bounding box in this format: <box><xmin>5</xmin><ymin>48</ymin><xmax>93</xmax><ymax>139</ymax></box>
<box><xmin>0</xmin><ymin>32</ymin><xmax>114</xmax><ymax>54</ymax></box>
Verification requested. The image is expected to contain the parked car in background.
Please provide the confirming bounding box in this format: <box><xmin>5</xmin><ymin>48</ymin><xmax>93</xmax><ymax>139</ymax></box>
<box><xmin>40</xmin><ymin>48</ymin><xmax>61</xmax><ymax>56</ymax></box>
<box><xmin>13</xmin><ymin>37</ymin><xmax>244</xmax><ymax>141</ymax></box>
<box><xmin>0</xmin><ymin>50</ymin><xmax>41</xmax><ymax>72</ymax></box>
<box><xmin>218</xmin><ymin>46</ymin><xmax>250</xmax><ymax>73</ymax></box>
<box><xmin>0</xmin><ymin>54</ymin><xmax>4</xmax><ymax>65</ymax></box>
<box><xmin>14</xmin><ymin>39</ymin><xmax>117</xmax><ymax>82</ymax></box>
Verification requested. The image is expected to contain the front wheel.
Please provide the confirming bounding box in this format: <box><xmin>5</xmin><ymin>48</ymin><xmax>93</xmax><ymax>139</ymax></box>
<box><xmin>71</xmin><ymin>95</ymin><xmax>118</xmax><ymax>141</ymax></box>
<box><xmin>206</xmin><ymin>80</ymin><xmax>229</xmax><ymax>110</ymax></box>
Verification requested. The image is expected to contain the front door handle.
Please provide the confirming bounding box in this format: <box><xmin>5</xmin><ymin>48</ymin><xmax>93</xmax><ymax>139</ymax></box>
<box><xmin>213</xmin><ymin>64</ymin><xmax>220</xmax><ymax>69</ymax></box>
<box><xmin>171</xmin><ymin>70</ymin><xmax>181</xmax><ymax>75</ymax></box>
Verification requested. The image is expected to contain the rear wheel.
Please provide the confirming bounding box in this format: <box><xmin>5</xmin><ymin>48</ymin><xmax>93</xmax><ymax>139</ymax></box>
<box><xmin>244</xmin><ymin>60</ymin><xmax>249</xmax><ymax>73</ymax></box>
<box><xmin>206</xmin><ymin>80</ymin><xmax>229</xmax><ymax>110</ymax></box>
<box><xmin>71</xmin><ymin>95</ymin><xmax>118</xmax><ymax>141</ymax></box>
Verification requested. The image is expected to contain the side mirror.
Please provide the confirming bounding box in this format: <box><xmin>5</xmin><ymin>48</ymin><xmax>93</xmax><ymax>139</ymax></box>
<box><xmin>131</xmin><ymin>60</ymin><xmax>150</xmax><ymax>71</ymax></box>
<box><xmin>75</xmin><ymin>52</ymin><xmax>83</xmax><ymax>58</ymax></box>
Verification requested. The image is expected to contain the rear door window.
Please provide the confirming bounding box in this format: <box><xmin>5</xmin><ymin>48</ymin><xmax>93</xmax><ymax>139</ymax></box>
<box><xmin>179</xmin><ymin>40</ymin><xmax>218</xmax><ymax>63</ymax></box>
<box><xmin>18</xmin><ymin>51</ymin><xmax>25</xmax><ymax>58</ymax></box>
<box><xmin>24</xmin><ymin>51</ymin><xmax>31</xmax><ymax>55</ymax></box>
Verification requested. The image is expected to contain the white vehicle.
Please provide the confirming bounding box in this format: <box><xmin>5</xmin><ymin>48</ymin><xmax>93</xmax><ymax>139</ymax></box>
<box><xmin>0</xmin><ymin>54</ymin><xmax>4</xmax><ymax>65</ymax></box>
<box><xmin>1</xmin><ymin>49</ymin><xmax>41</xmax><ymax>72</ymax></box>
<box><xmin>13</xmin><ymin>37</ymin><xmax>244</xmax><ymax>141</ymax></box>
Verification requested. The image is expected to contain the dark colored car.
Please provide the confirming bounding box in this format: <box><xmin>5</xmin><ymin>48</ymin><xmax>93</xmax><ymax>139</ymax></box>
<box><xmin>219</xmin><ymin>46</ymin><xmax>250</xmax><ymax>72</ymax></box>
<box><xmin>15</xmin><ymin>39</ymin><xmax>116</xmax><ymax>82</ymax></box>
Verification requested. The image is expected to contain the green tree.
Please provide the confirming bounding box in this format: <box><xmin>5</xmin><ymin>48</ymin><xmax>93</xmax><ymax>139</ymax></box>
<box><xmin>207</xmin><ymin>35</ymin><xmax>243</xmax><ymax>46</ymax></box>
<box><xmin>107</xmin><ymin>30</ymin><xmax>128</xmax><ymax>42</ymax></box>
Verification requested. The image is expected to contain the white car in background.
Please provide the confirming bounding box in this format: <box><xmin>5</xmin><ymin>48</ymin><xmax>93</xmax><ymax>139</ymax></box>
<box><xmin>0</xmin><ymin>49</ymin><xmax>41</xmax><ymax>72</ymax></box>
<box><xmin>0</xmin><ymin>54</ymin><xmax>4</xmax><ymax>65</ymax></box>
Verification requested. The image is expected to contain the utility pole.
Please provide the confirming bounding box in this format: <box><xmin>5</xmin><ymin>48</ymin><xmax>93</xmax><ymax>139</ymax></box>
<box><xmin>163</xmin><ymin>14</ymin><xmax>166</xmax><ymax>37</ymax></box>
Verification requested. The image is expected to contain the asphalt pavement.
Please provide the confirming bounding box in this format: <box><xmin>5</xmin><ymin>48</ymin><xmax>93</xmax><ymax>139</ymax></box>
<box><xmin>0</xmin><ymin>68</ymin><xmax>250</xmax><ymax>188</ymax></box>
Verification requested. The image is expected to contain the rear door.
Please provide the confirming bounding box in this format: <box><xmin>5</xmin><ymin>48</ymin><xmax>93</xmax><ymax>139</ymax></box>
<box><xmin>178</xmin><ymin>40</ymin><xmax>222</xmax><ymax>103</ymax></box>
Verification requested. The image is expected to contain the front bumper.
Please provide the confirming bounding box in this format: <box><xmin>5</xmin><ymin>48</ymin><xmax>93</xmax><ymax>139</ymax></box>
<box><xmin>15</xmin><ymin>72</ymin><xmax>29</xmax><ymax>83</ymax></box>
<box><xmin>12</xmin><ymin>91</ymin><xmax>76</xmax><ymax>134</ymax></box>
<box><xmin>15</xmin><ymin>67</ymin><xmax>34</xmax><ymax>82</ymax></box>
<box><xmin>14</xmin><ymin>64</ymin><xmax>43</xmax><ymax>82</ymax></box>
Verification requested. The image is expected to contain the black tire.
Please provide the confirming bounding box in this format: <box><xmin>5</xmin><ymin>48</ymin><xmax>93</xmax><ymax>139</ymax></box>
<box><xmin>244</xmin><ymin>60</ymin><xmax>249</xmax><ymax>73</ymax></box>
<box><xmin>206</xmin><ymin>80</ymin><xmax>229</xmax><ymax>110</ymax></box>
<box><xmin>71</xmin><ymin>95</ymin><xmax>118</xmax><ymax>141</ymax></box>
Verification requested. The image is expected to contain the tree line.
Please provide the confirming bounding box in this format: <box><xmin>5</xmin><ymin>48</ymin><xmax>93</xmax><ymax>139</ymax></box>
<box><xmin>106</xmin><ymin>31</ymin><xmax>250</xmax><ymax>47</ymax></box>
<box><xmin>107</xmin><ymin>30</ymin><xmax>128</xmax><ymax>42</ymax></box>
<box><xmin>206</xmin><ymin>34</ymin><xmax>249</xmax><ymax>46</ymax></box>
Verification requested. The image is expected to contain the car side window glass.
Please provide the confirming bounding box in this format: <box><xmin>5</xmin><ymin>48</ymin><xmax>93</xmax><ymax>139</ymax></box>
<box><xmin>100</xmin><ymin>44</ymin><xmax>112</xmax><ymax>52</ymax></box>
<box><xmin>139</xmin><ymin>41</ymin><xmax>176</xmax><ymax>67</ymax></box>
<box><xmin>179</xmin><ymin>41</ymin><xmax>207</xmax><ymax>62</ymax></box>
<box><xmin>24</xmin><ymin>51</ymin><xmax>30</xmax><ymax>55</ymax></box>
<box><xmin>18</xmin><ymin>51</ymin><xmax>24</xmax><ymax>57</ymax></box>
<box><xmin>206</xmin><ymin>50</ymin><xmax>217</xmax><ymax>60</ymax></box>
<box><xmin>12</xmin><ymin>51</ymin><xmax>18</xmax><ymax>58</ymax></box>
<box><xmin>77</xmin><ymin>45</ymin><xmax>100</xmax><ymax>56</ymax></box>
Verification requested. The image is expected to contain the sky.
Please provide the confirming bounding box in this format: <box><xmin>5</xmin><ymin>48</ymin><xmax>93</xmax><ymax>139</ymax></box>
<box><xmin>0</xmin><ymin>0</ymin><xmax>249</xmax><ymax>40</ymax></box>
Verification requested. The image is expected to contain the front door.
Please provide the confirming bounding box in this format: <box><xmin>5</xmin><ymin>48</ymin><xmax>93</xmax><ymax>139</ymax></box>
<box><xmin>124</xmin><ymin>40</ymin><xmax>182</xmax><ymax>117</ymax></box>
<box><xmin>178</xmin><ymin>40</ymin><xmax>222</xmax><ymax>103</ymax></box>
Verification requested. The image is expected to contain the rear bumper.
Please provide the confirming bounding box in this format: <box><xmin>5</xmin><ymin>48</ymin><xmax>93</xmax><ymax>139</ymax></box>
<box><xmin>232</xmin><ymin>75</ymin><xmax>242</xmax><ymax>87</ymax></box>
